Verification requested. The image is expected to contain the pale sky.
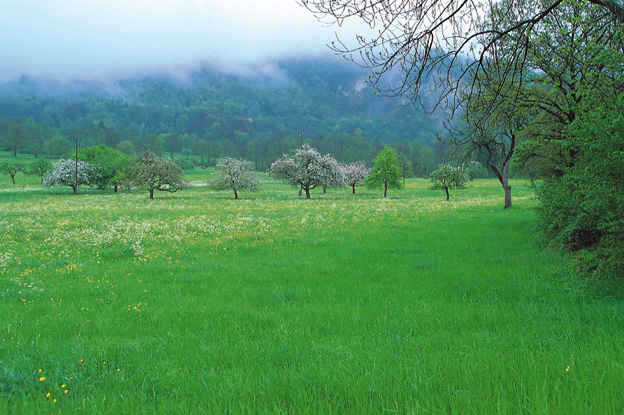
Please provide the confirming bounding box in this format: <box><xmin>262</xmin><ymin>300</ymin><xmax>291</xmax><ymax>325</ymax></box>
<box><xmin>0</xmin><ymin>0</ymin><xmax>360</xmax><ymax>82</ymax></box>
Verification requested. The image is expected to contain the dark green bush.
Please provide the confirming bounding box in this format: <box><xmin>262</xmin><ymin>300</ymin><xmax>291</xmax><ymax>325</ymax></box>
<box><xmin>536</xmin><ymin>97</ymin><xmax>624</xmax><ymax>280</ymax></box>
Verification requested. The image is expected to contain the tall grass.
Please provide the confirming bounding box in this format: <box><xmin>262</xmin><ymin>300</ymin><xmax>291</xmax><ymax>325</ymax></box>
<box><xmin>1</xmin><ymin>175</ymin><xmax>623</xmax><ymax>414</ymax></box>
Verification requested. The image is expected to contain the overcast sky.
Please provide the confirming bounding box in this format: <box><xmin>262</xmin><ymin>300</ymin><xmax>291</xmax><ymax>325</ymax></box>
<box><xmin>0</xmin><ymin>0</ymin><xmax>361</xmax><ymax>83</ymax></box>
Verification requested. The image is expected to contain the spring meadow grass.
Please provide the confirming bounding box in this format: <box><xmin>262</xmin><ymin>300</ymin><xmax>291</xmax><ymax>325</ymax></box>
<box><xmin>1</xmin><ymin>160</ymin><xmax>623</xmax><ymax>414</ymax></box>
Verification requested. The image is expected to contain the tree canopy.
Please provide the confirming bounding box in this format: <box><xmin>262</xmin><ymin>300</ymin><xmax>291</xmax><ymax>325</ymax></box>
<box><xmin>208</xmin><ymin>157</ymin><xmax>259</xmax><ymax>199</ymax></box>
<box><xmin>268</xmin><ymin>144</ymin><xmax>347</xmax><ymax>199</ymax></box>
<box><xmin>366</xmin><ymin>145</ymin><xmax>402</xmax><ymax>197</ymax></box>
<box><xmin>133</xmin><ymin>150</ymin><xmax>188</xmax><ymax>199</ymax></box>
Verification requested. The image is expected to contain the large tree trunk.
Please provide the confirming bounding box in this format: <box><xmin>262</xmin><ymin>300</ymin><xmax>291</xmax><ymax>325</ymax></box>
<box><xmin>445</xmin><ymin>188</ymin><xmax>450</xmax><ymax>201</ymax></box>
<box><xmin>234</xmin><ymin>188</ymin><xmax>238</xmax><ymax>199</ymax></box>
<box><xmin>502</xmin><ymin>163</ymin><xmax>512</xmax><ymax>208</ymax></box>
<box><xmin>352</xmin><ymin>185</ymin><xmax>356</xmax><ymax>194</ymax></box>
<box><xmin>149</xmin><ymin>188</ymin><xmax>154</xmax><ymax>199</ymax></box>
<box><xmin>305</xmin><ymin>187</ymin><xmax>311</xmax><ymax>199</ymax></box>
<box><xmin>383</xmin><ymin>183</ymin><xmax>388</xmax><ymax>198</ymax></box>
<box><xmin>73</xmin><ymin>184</ymin><xmax>77</xmax><ymax>195</ymax></box>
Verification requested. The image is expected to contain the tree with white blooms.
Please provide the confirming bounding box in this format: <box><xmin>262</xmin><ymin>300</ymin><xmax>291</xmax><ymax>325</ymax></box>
<box><xmin>208</xmin><ymin>157</ymin><xmax>259</xmax><ymax>199</ymax></box>
<box><xmin>341</xmin><ymin>161</ymin><xmax>370</xmax><ymax>195</ymax></box>
<box><xmin>43</xmin><ymin>159</ymin><xmax>96</xmax><ymax>195</ymax></box>
<box><xmin>134</xmin><ymin>149</ymin><xmax>188</xmax><ymax>199</ymax></box>
<box><xmin>268</xmin><ymin>144</ymin><xmax>346</xmax><ymax>199</ymax></box>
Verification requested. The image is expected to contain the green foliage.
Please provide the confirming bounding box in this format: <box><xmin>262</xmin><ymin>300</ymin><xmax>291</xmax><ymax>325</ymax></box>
<box><xmin>115</xmin><ymin>140</ymin><xmax>135</xmax><ymax>156</ymax></box>
<box><xmin>28</xmin><ymin>159</ymin><xmax>51</xmax><ymax>184</ymax></box>
<box><xmin>175</xmin><ymin>158</ymin><xmax>195</xmax><ymax>171</ymax></box>
<box><xmin>466</xmin><ymin>161</ymin><xmax>489</xmax><ymax>180</ymax></box>
<box><xmin>429</xmin><ymin>164</ymin><xmax>469</xmax><ymax>200</ymax></box>
<box><xmin>366</xmin><ymin>145</ymin><xmax>402</xmax><ymax>197</ymax></box>
<box><xmin>45</xmin><ymin>134</ymin><xmax>72</xmax><ymax>157</ymax></box>
<box><xmin>79</xmin><ymin>145</ymin><xmax>131</xmax><ymax>190</ymax></box>
<box><xmin>536</xmin><ymin>97</ymin><xmax>624</xmax><ymax>280</ymax></box>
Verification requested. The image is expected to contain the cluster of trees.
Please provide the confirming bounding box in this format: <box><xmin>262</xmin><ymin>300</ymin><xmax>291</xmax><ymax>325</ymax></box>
<box><xmin>5</xmin><ymin>141</ymin><xmax>469</xmax><ymax>201</ymax></box>
<box><xmin>41</xmin><ymin>146</ymin><xmax>188</xmax><ymax>199</ymax></box>
<box><xmin>302</xmin><ymin>0</ymin><xmax>624</xmax><ymax>279</ymax></box>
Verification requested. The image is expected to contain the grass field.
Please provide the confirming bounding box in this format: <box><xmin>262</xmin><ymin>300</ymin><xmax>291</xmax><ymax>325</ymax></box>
<box><xmin>1</xmin><ymin>159</ymin><xmax>623</xmax><ymax>414</ymax></box>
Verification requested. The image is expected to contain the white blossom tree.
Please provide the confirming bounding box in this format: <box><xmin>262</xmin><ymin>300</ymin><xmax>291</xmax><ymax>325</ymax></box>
<box><xmin>208</xmin><ymin>157</ymin><xmax>259</xmax><ymax>199</ymax></box>
<box><xmin>134</xmin><ymin>150</ymin><xmax>188</xmax><ymax>199</ymax></box>
<box><xmin>268</xmin><ymin>144</ymin><xmax>347</xmax><ymax>199</ymax></box>
<box><xmin>341</xmin><ymin>161</ymin><xmax>370</xmax><ymax>194</ymax></box>
<box><xmin>43</xmin><ymin>159</ymin><xmax>96</xmax><ymax>194</ymax></box>
<box><xmin>429</xmin><ymin>164</ymin><xmax>469</xmax><ymax>201</ymax></box>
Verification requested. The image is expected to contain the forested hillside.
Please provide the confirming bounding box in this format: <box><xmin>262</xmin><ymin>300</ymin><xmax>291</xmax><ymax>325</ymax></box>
<box><xmin>0</xmin><ymin>58</ymin><xmax>443</xmax><ymax>172</ymax></box>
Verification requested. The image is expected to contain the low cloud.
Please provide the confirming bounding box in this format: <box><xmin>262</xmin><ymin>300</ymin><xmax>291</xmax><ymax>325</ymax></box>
<box><xmin>0</xmin><ymin>0</ymin><xmax>354</xmax><ymax>83</ymax></box>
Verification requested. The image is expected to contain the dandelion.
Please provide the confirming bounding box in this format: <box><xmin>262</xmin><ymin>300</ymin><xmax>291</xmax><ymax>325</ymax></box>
<box><xmin>64</xmin><ymin>390</ymin><xmax>68</xmax><ymax>394</ymax></box>
<box><xmin>566</xmin><ymin>366</ymin><xmax>570</xmax><ymax>372</ymax></box>
<box><xmin>46</xmin><ymin>393</ymin><xmax>50</xmax><ymax>398</ymax></box>
<box><xmin>39</xmin><ymin>377</ymin><xmax>46</xmax><ymax>382</ymax></box>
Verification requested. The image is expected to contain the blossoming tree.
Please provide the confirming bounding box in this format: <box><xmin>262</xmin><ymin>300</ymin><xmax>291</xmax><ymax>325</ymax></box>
<box><xmin>208</xmin><ymin>157</ymin><xmax>259</xmax><ymax>199</ymax></box>
<box><xmin>268</xmin><ymin>144</ymin><xmax>346</xmax><ymax>199</ymax></box>
<box><xmin>43</xmin><ymin>159</ymin><xmax>96</xmax><ymax>195</ymax></box>
<box><xmin>341</xmin><ymin>161</ymin><xmax>370</xmax><ymax>194</ymax></box>
<box><xmin>134</xmin><ymin>150</ymin><xmax>188</xmax><ymax>199</ymax></box>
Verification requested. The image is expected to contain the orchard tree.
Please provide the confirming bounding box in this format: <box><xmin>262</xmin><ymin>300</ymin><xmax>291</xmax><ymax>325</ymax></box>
<box><xmin>208</xmin><ymin>157</ymin><xmax>259</xmax><ymax>199</ymax></box>
<box><xmin>79</xmin><ymin>144</ymin><xmax>131</xmax><ymax>192</ymax></box>
<box><xmin>0</xmin><ymin>163</ymin><xmax>26</xmax><ymax>185</ymax></box>
<box><xmin>341</xmin><ymin>161</ymin><xmax>370</xmax><ymax>194</ymax></box>
<box><xmin>43</xmin><ymin>159</ymin><xmax>96</xmax><ymax>194</ymax></box>
<box><xmin>268</xmin><ymin>144</ymin><xmax>346</xmax><ymax>199</ymax></box>
<box><xmin>429</xmin><ymin>164</ymin><xmax>469</xmax><ymax>201</ymax></box>
<box><xmin>134</xmin><ymin>150</ymin><xmax>188</xmax><ymax>199</ymax></box>
<box><xmin>29</xmin><ymin>159</ymin><xmax>51</xmax><ymax>184</ymax></box>
<box><xmin>366</xmin><ymin>145</ymin><xmax>402</xmax><ymax>198</ymax></box>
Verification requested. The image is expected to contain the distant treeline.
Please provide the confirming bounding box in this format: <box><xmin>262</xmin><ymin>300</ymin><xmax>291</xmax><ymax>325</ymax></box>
<box><xmin>0</xmin><ymin>59</ymin><xmax>451</xmax><ymax>174</ymax></box>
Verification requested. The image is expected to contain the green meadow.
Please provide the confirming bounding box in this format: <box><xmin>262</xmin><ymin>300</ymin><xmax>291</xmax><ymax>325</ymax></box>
<box><xmin>1</xmin><ymin>162</ymin><xmax>623</xmax><ymax>414</ymax></box>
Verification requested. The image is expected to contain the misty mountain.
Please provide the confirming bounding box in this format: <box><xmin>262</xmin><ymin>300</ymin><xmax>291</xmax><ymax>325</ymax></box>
<box><xmin>0</xmin><ymin>58</ymin><xmax>449</xmax><ymax>171</ymax></box>
<box><xmin>1</xmin><ymin>58</ymin><xmax>439</xmax><ymax>140</ymax></box>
